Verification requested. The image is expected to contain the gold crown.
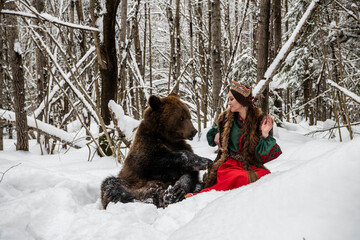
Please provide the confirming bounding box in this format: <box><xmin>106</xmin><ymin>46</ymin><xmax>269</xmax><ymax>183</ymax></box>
<box><xmin>230</xmin><ymin>81</ymin><xmax>251</xmax><ymax>97</ymax></box>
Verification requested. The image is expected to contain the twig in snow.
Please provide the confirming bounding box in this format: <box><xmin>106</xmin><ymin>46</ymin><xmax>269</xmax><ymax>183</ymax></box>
<box><xmin>0</xmin><ymin>163</ymin><xmax>22</xmax><ymax>183</ymax></box>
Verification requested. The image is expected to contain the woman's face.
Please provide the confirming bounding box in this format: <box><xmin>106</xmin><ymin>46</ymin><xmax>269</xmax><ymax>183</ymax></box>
<box><xmin>228</xmin><ymin>91</ymin><xmax>246</xmax><ymax>113</ymax></box>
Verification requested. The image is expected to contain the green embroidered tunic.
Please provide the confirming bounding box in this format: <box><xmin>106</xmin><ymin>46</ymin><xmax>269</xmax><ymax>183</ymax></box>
<box><xmin>206</xmin><ymin>114</ymin><xmax>277</xmax><ymax>161</ymax></box>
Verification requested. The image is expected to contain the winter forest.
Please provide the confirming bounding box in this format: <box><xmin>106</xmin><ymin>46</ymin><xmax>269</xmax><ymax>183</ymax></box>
<box><xmin>0</xmin><ymin>0</ymin><xmax>359</xmax><ymax>155</ymax></box>
<box><xmin>0</xmin><ymin>0</ymin><xmax>360</xmax><ymax>239</ymax></box>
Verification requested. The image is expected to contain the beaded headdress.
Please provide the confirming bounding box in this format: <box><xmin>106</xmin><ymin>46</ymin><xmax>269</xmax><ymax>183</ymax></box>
<box><xmin>230</xmin><ymin>80</ymin><xmax>251</xmax><ymax>98</ymax></box>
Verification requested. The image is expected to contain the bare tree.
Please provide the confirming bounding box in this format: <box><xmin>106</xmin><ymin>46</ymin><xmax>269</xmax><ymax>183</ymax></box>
<box><xmin>90</xmin><ymin>0</ymin><xmax>120</xmax><ymax>125</ymax></box>
<box><xmin>195</xmin><ymin>0</ymin><xmax>208</xmax><ymax>127</ymax></box>
<box><xmin>0</xmin><ymin>13</ymin><xmax>3</xmax><ymax>151</ymax></box>
<box><xmin>118</xmin><ymin>0</ymin><xmax>128</xmax><ymax>107</ymax></box>
<box><xmin>147</xmin><ymin>2</ymin><xmax>153</xmax><ymax>96</ymax></box>
<box><xmin>5</xmin><ymin>1</ymin><xmax>29</xmax><ymax>151</ymax></box>
<box><xmin>33</xmin><ymin>0</ymin><xmax>47</xmax><ymax>116</ymax></box>
<box><xmin>272</xmin><ymin>0</ymin><xmax>283</xmax><ymax>121</ymax></box>
<box><xmin>132</xmin><ymin>0</ymin><xmax>146</xmax><ymax>116</ymax></box>
<box><xmin>211</xmin><ymin>0</ymin><xmax>222</xmax><ymax>116</ymax></box>
<box><xmin>173</xmin><ymin>0</ymin><xmax>181</xmax><ymax>94</ymax></box>
<box><xmin>256</xmin><ymin>0</ymin><xmax>271</xmax><ymax>113</ymax></box>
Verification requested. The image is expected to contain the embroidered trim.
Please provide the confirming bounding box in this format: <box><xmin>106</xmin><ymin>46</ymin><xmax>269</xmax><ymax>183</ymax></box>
<box><xmin>229</xmin><ymin>150</ymin><xmax>244</xmax><ymax>162</ymax></box>
<box><xmin>231</xmin><ymin>80</ymin><xmax>251</xmax><ymax>97</ymax></box>
<box><xmin>257</xmin><ymin>144</ymin><xmax>282</xmax><ymax>164</ymax></box>
<box><xmin>184</xmin><ymin>193</ymin><xmax>194</xmax><ymax>198</ymax></box>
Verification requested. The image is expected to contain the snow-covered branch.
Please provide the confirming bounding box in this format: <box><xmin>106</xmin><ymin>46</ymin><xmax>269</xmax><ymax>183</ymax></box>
<box><xmin>0</xmin><ymin>109</ymin><xmax>85</xmax><ymax>149</ymax></box>
<box><xmin>30</xmin><ymin>28</ymin><xmax>100</xmax><ymax>124</ymax></box>
<box><xmin>33</xmin><ymin>46</ymin><xmax>96</xmax><ymax>119</ymax></box>
<box><xmin>0</xmin><ymin>10</ymin><xmax>99</xmax><ymax>32</ymax></box>
<box><xmin>327</xmin><ymin>80</ymin><xmax>360</xmax><ymax>104</ymax></box>
<box><xmin>253</xmin><ymin>0</ymin><xmax>319</xmax><ymax>97</ymax></box>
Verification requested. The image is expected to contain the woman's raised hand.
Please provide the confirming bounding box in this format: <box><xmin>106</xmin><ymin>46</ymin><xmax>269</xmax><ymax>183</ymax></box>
<box><xmin>261</xmin><ymin>114</ymin><xmax>273</xmax><ymax>138</ymax></box>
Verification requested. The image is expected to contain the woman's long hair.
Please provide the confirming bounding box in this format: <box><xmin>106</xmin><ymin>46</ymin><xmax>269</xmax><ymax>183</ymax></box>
<box><xmin>234</xmin><ymin>89</ymin><xmax>266</xmax><ymax>183</ymax></box>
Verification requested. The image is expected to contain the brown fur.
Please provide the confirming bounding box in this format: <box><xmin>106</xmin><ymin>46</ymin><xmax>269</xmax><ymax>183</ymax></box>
<box><xmin>101</xmin><ymin>95</ymin><xmax>209</xmax><ymax>208</ymax></box>
<box><xmin>120</xmin><ymin>95</ymin><xmax>196</xmax><ymax>189</ymax></box>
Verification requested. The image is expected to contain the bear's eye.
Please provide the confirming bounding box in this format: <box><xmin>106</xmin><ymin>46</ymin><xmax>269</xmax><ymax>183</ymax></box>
<box><xmin>180</xmin><ymin>117</ymin><xmax>184</xmax><ymax>121</ymax></box>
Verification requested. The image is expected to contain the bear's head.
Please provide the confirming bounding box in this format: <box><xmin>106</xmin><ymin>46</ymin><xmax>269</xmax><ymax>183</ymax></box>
<box><xmin>143</xmin><ymin>95</ymin><xmax>197</xmax><ymax>142</ymax></box>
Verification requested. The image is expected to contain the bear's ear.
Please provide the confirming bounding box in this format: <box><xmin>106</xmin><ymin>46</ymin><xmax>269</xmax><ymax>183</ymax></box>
<box><xmin>148</xmin><ymin>95</ymin><xmax>162</xmax><ymax>110</ymax></box>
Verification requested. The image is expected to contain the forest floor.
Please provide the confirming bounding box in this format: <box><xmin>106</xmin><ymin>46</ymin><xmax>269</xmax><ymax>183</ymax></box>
<box><xmin>0</xmin><ymin>120</ymin><xmax>359</xmax><ymax>240</ymax></box>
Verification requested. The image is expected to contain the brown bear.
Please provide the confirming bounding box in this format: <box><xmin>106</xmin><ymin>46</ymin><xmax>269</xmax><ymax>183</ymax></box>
<box><xmin>101</xmin><ymin>95</ymin><xmax>211</xmax><ymax>208</ymax></box>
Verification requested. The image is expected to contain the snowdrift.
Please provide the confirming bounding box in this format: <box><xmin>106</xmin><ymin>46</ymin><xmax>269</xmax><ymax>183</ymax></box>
<box><xmin>0</xmin><ymin>126</ymin><xmax>359</xmax><ymax>240</ymax></box>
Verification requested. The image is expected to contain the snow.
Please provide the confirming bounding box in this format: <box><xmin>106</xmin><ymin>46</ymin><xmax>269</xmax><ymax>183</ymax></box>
<box><xmin>14</xmin><ymin>40</ymin><xmax>22</xmax><ymax>55</ymax></box>
<box><xmin>108</xmin><ymin>100</ymin><xmax>139</xmax><ymax>140</ymax></box>
<box><xmin>1</xmin><ymin>121</ymin><xmax>360</xmax><ymax>240</ymax></box>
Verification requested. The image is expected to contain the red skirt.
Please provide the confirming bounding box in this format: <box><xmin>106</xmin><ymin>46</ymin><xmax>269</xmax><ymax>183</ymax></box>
<box><xmin>186</xmin><ymin>157</ymin><xmax>270</xmax><ymax>198</ymax></box>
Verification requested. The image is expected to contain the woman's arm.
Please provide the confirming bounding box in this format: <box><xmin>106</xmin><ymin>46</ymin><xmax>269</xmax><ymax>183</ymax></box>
<box><xmin>256</xmin><ymin>119</ymin><xmax>282</xmax><ymax>164</ymax></box>
<box><xmin>206</xmin><ymin>125</ymin><xmax>219</xmax><ymax>147</ymax></box>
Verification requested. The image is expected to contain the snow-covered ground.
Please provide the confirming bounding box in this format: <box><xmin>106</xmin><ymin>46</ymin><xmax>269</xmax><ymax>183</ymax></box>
<box><xmin>1</xmin><ymin>121</ymin><xmax>360</xmax><ymax>240</ymax></box>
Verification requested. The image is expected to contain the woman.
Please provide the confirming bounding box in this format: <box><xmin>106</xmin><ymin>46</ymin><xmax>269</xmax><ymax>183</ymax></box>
<box><xmin>187</xmin><ymin>81</ymin><xmax>282</xmax><ymax>196</ymax></box>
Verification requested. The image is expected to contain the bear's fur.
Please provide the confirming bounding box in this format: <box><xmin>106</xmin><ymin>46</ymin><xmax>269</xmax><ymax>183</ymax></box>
<box><xmin>101</xmin><ymin>95</ymin><xmax>211</xmax><ymax>208</ymax></box>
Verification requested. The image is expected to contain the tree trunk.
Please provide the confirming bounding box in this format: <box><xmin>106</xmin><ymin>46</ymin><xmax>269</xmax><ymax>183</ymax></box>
<box><xmin>143</xmin><ymin>1</ymin><xmax>147</xmax><ymax>82</ymax></box>
<box><xmin>6</xmin><ymin>1</ymin><xmax>29</xmax><ymax>151</ymax></box>
<box><xmin>147</xmin><ymin>2</ymin><xmax>153</xmax><ymax>96</ymax></box>
<box><xmin>171</xmin><ymin>0</ymin><xmax>181</xmax><ymax>94</ymax></box>
<box><xmin>333</xmin><ymin>3</ymin><xmax>353</xmax><ymax>140</ymax></box>
<box><xmin>166</xmin><ymin>1</ymin><xmax>175</xmax><ymax>93</ymax></box>
<box><xmin>256</xmin><ymin>0</ymin><xmax>271</xmax><ymax>113</ymax></box>
<box><xmin>250</xmin><ymin>0</ymin><xmax>257</xmax><ymax>58</ymax></box>
<box><xmin>188</xmin><ymin>0</ymin><xmax>201</xmax><ymax>135</ymax></box>
<box><xmin>286</xmin><ymin>88</ymin><xmax>291</xmax><ymax>122</ymax></box>
<box><xmin>33</xmin><ymin>0</ymin><xmax>48</xmax><ymax>144</ymax></box>
<box><xmin>196</xmin><ymin>0</ymin><xmax>207</xmax><ymax>127</ymax></box>
<box><xmin>92</xmin><ymin>0</ymin><xmax>120</xmax><ymax>125</ymax></box>
<box><xmin>75</xmin><ymin>0</ymin><xmax>87</xmax><ymax>56</ymax></box>
<box><xmin>272</xmin><ymin>0</ymin><xmax>282</xmax><ymax>121</ymax></box>
<box><xmin>223</xmin><ymin>0</ymin><xmax>231</xmax><ymax>71</ymax></box>
<box><xmin>119</xmin><ymin>0</ymin><xmax>127</xmax><ymax>108</ymax></box>
<box><xmin>235</xmin><ymin>0</ymin><xmax>239</xmax><ymax>40</ymax></box>
<box><xmin>211</xmin><ymin>0</ymin><xmax>222</xmax><ymax>116</ymax></box>
<box><xmin>33</xmin><ymin>0</ymin><xmax>47</xmax><ymax>115</ymax></box>
<box><xmin>303</xmin><ymin>62</ymin><xmax>313</xmax><ymax>125</ymax></box>
<box><xmin>0</xmin><ymin>14</ymin><xmax>3</xmax><ymax>151</ymax></box>
<box><xmin>132</xmin><ymin>0</ymin><xmax>145</xmax><ymax>116</ymax></box>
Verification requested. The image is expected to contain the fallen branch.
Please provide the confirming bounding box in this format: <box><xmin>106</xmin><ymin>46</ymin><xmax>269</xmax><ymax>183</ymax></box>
<box><xmin>0</xmin><ymin>108</ymin><xmax>85</xmax><ymax>149</ymax></box>
<box><xmin>305</xmin><ymin>122</ymin><xmax>360</xmax><ymax>136</ymax></box>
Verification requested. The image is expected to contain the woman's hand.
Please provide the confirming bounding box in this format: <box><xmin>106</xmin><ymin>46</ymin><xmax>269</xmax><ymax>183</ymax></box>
<box><xmin>261</xmin><ymin>114</ymin><xmax>273</xmax><ymax>138</ymax></box>
<box><xmin>214</xmin><ymin>133</ymin><xmax>220</xmax><ymax>147</ymax></box>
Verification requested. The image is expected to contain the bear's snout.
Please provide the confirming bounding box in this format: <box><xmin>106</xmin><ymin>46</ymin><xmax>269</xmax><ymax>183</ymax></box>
<box><xmin>191</xmin><ymin>129</ymin><xmax>198</xmax><ymax>138</ymax></box>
